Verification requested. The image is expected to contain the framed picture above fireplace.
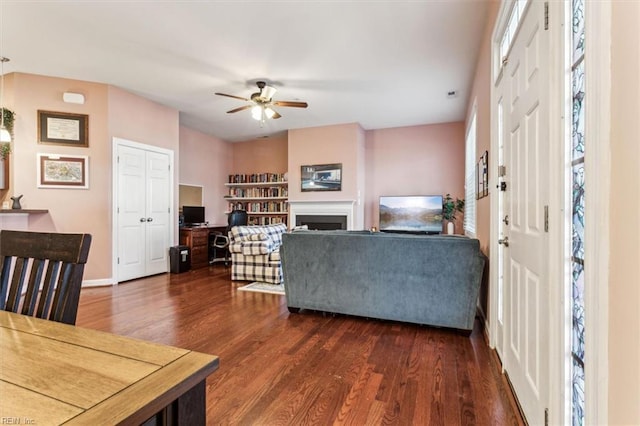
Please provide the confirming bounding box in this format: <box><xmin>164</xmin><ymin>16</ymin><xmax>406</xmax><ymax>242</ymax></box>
<box><xmin>301</xmin><ymin>163</ymin><xmax>342</xmax><ymax>192</ymax></box>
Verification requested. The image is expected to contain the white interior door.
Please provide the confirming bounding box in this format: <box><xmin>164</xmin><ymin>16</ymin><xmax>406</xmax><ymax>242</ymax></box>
<box><xmin>145</xmin><ymin>151</ymin><xmax>171</xmax><ymax>275</ymax></box>
<box><xmin>118</xmin><ymin>145</ymin><xmax>146</xmax><ymax>281</ymax></box>
<box><xmin>116</xmin><ymin>141</ymin><xmax>172</xmax><ymax>282</ymax></box>
<box><xmin>500</xmin><ymin>1</ymin><xmax>550</xmax><ymax>424</ymax></box>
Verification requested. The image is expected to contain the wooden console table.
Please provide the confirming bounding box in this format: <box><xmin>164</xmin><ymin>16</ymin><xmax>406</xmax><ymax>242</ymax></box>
<box><xmin>179</xmin><ymin>225</ymin><xmax>226</xmax><ymax>269</ymax></box>
<box><xmin>0</xmin><ymin>311</ymin><xmax>219</xmax><ymax>425</ymax></box>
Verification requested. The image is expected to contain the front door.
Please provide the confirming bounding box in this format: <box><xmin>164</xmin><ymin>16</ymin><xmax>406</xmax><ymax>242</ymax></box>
<box><xmin>499</xmin><ymin>1</ymin><xmax>551</xmax><ymax>424</ymax></box>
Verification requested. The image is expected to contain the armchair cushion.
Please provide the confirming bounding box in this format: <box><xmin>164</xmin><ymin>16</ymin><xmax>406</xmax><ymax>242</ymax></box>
<box><xmin>232</xmin><ymin>239</ymin><xmax>276</xmax><ymax>256</ymax></box>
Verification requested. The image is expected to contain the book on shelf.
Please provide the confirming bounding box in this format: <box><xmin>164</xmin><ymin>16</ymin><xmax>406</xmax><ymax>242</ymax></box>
<box><xmin>228</xmin><ymin>186</ymin><xmax>288</xmax><ymax>198</ymax></box>
<box><xmin>228</xmin><ymin>173</ymin><xmax>287</xmax><ymax>184</ymax></box>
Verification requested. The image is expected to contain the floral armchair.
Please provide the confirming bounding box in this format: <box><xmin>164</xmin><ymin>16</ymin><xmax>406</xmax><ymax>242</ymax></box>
<box><xmin>228</xmin><ymin>223</ymin><xmax>287</xmax><ymax>284</ymax></box>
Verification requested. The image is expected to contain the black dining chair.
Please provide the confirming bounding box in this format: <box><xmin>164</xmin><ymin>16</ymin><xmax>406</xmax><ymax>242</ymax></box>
<box><xmin>210</xmin><ymin>209</ymin><xmax>248</xmax><ymax>265</ymax></box>
<box><xmin>0</xmin><ymin>230</ymin><xmax>92</xmax><ymax>325</ymax></box>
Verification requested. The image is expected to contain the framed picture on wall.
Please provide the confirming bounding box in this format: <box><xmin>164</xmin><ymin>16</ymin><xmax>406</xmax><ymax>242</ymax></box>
<box><xmin>476</xmin><ymin>150</ymin><xmax>489</xmax><ymax>199</ymax></box>
<box><xmin>301</xmin><ymin>163</ymin><xmax>342</xmax><ymax>192</ymax></box>
<box><xmin>37</xmin><ymin>154</ymin><xmax>89</xmax><ymax>189</ymax></box>
<box><xmin>38</xmin><ymin>110</ymin><xmax>89</xmax><ymax>147</ymax></box>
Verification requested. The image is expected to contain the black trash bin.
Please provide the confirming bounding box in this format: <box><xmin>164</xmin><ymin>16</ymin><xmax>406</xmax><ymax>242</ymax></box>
<box><xmin>169</xmin><ymin>245</ymin><xmax>190</xmax><ymax>273</ymax></box>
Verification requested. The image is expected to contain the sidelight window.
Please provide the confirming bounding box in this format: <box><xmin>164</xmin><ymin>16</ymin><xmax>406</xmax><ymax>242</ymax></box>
<box><xmin>569</xmin><ymin>0</ymin><xmax>586</xmax><ymax>424</ymax></box>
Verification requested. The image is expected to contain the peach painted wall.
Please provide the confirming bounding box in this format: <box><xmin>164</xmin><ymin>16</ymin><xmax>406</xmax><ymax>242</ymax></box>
<box><xmin>108</xmin><ymin>86</ymin><xmax>179</xmax><ymax>153</ymax></box>
<box><xmin>467</xmin><ymin>0</ymin><xmax>499</xmax><ymax>256</ymax></box>
<box><xmin>231</xmin><ymin>134</ymin><xmax>288</xmax><ymax>174</ymax></box>
<box><xmin>8</xmin><ymin>73</ymin><xmax>110</xmax><ymax>281</ymax></box>
<box><xmin>608</xmin><ymin>1</ymin><xmax>640</xmax><ymax>422</ymax></box>
<box><xmin>465</xmin><ymin>0</ymin><xmax>498</xmax><ymax>320</ymax></box>
<box><xmin>288</xmin><ymin>123</ymin><xmax>365</xmax><ymax>228</ymax></box>
<box><xmin>364</xmin><ymin>122</ymin><xmax>465</xmax><ymax>231</ymax></box>
<box><xmin>288</xmin><ymin>123</ymin><xmax>364</xmax><ymax>201</ymax></box>
<box><xmin>108</xmin><ymin>86</ymin><xmax>180</xmax><ymax>278</ymax></box>
<box><xmin>179</xmin><ymin>126</ymin><xmax>232</xmax><ymax>226</ymax></box>
<box><xmin>4</xmin><ymin>73</ymin><xmax>181</xmax><ymax>283</ymax></box>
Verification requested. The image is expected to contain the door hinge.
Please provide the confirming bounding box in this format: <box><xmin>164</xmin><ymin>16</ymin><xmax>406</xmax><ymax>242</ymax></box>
<box><xmin>544</xmin><ymin>2</ymin><xmax>549</xmax><ymax>30</ymax></box>
<box><xmin>544</xmin><ymin>205</ymin><xmax>549</xmax><ymax>232</ymax></box>
<box><xmin>117</xmin><ymin>257</ymin><xmax>120</xmax><ymax>265</ymax></box>
<box><xmin>498</xmin><ymin>165</ymin><xmax>506</xmax><ymax>177</ymax></box>
<box><xmin>545</xmin><ymin>408</ymin><xmax>549</xmax><ymax>426</ymax></box>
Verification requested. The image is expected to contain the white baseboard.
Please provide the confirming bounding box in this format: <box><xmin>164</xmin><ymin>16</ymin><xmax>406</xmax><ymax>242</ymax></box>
<box><xmin>82</xmin><ymin>278</ymin><xmax>115</xmax><ymax>288</ymax></box>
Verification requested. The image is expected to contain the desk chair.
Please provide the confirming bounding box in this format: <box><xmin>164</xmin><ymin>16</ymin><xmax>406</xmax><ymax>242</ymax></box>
<box><xmin>210</xmin><ymin>209</ymin><xmax>248</xmax><ymax>265</ymax></box>
<box><xmin>0</xmin><ymin>230</ymin><xmax>92</xmax><ymax>325</ymax></box>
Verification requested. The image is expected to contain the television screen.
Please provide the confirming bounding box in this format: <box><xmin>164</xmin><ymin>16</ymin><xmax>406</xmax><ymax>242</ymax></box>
<box><xmin>301</xmin><ymin>163</ymin><xmax>342</xmax><ymax>192</ymax></box>
<box><xmin>379</xmin><ymin>195</ymin><xmax>443</xmax><ymax>234</ymax></box>
<box><xmin>182</xmin><ymin>205</ymin><xmax>205</xmax><ymax>225</ymax></box>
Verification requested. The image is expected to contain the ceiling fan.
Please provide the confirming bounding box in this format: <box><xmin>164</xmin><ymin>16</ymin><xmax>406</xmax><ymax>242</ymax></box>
<box><xmin>215</xmin><ymin>81</ymin><xmax>308</xmax><ymax>123</ymax></box>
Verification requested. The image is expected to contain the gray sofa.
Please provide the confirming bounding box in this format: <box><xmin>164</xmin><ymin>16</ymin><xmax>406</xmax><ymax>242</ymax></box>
<box><xmin>280</xmin><ymin>230</ymin><xmax>486</xmax><ymax>332</ymax></box>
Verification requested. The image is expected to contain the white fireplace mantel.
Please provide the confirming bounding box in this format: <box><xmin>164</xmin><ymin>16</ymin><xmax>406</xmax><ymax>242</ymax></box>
<box><xmin>288</xmin><ymin>200</ymin><xmax>356</xmax><ymax>230</ymax></box>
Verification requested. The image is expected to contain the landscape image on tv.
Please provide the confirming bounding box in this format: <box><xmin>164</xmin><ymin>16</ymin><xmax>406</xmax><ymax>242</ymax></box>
<box><xmin>379</xmin><ymin>195</ymin><xmax>443</xmax><ymax>234</ymax></box>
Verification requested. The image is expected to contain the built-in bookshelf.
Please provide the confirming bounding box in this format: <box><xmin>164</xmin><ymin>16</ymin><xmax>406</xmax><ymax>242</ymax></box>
<box><xmin>225</xmin><ymin>173</ymin><xmax>288</xmax><ymax>226</ymax></box>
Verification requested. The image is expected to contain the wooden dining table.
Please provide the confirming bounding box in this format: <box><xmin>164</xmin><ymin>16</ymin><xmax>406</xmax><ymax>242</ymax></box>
<box><xmin>0</xmin><ymin>311</ymin><xmax>219</xmax><ymax>425</ymax></box>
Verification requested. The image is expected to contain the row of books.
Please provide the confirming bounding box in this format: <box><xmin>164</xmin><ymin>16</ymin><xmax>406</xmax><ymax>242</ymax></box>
<box><xmin>248</xmin><ymin>216</ymin><xmax>287</xmax><ymax>226</ymax></box>
<box><xmin>227</xmin><ymin>187</ymin><xmax>288</xmax><ymax>198</ymax></box>
<box><xmin>229</xmin><ymin>201</ymin><xmax>288</xmax><ymax>213</ymax></box>
<box><xmin>228</xmin><ymin>173</ymin><xmax>286</xmax><ymax>184</ymax></box>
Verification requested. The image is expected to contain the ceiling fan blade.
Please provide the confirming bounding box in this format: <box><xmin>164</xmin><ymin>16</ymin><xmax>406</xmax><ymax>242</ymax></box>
<box><xmin>215</xmin><ymin>92</ymin><xmax>251</xmax><ymax>102</ymax></box>
<box><xmin>226</xmin><ymin>105</ymin><xmax>253</xmax><ymax>114</ymax></box>
<box><xmin>272</xmin><ymin>101</ymin><xmax>308</xmax><ymax>108</ymax></box>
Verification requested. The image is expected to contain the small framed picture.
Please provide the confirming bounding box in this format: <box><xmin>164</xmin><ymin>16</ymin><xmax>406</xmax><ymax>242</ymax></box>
<box><xmin>38</xmin><ymin>110</ymin><xmax>89</xmax><ymax>147</ymax></box>
<box><xmin>37</xmin><ymin>154</ymin><xmax>89</xmax><ymax>189</ymax></box>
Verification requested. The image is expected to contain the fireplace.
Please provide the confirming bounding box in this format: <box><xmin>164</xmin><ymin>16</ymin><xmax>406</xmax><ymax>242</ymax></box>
<box><xmin>288</xmin><ymin>200</ymin><xmax>356</xmax><ymax>230</ymax></box>
<box><xmin>296</xmin><ymin>214</ymin><xmax>347</xmax><ymax>230</ymax></box>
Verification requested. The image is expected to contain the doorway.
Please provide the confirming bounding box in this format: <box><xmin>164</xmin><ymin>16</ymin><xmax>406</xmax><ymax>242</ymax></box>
<box><xmin>113</xmin><ymin>137</ymin><xmax>174</xmax><ymax>282</ymax></box>
<box><xmin>492</xmin><ymin>1</ymin><xmax>554</xmax><ymax>424</ymax></box>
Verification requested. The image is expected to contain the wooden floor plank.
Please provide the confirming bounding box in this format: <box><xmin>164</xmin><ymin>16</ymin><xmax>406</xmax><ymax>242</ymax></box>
<box><xmin>76</xmin><ymin>266</ymin><xmax>525</xmax><ymax>425</ymax></box>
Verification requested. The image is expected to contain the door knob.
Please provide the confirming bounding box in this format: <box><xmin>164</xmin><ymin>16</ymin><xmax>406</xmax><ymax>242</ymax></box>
<box><xmin>498</xmin><ymin>237</ymin><xmax>509</xmax><ymax>247</ymax></box>
<box><xmin>139</xmin><ymin>217</ymin><xmax>146</xmax><ymax>222</ymax></box>
<box><xmin>146</xmin><ymin>217</ymin><xmax>153</xmax><ymax>222</ymax></box>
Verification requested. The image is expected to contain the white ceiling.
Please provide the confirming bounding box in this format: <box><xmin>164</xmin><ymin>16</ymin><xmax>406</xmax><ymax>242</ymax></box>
<box><xmin>2</xmin><ymin>1</ymin><xmax>490</xmax><ymax>142</ymax></box>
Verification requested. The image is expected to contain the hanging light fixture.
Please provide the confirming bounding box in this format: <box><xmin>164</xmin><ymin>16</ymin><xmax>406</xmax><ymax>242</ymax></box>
<box><xmin>251</xmin><ymin>104</ymin><xmax>276</xmax><ymax>126</ymax></box>
<box><xmin>0</xmin><ymin>57</ymin><xmax>11</xmax><ymax>143</ymax></box>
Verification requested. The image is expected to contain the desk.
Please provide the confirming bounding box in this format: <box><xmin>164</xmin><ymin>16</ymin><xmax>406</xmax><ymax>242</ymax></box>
<box><xmin>0</xmin><ymin>311</ymin><xmax>219</xmax><ymax>425</ymax></box>
<box><xmin>179</xmin><ymin>225</ymin><xmax>226</xmax><ymax>269</ymax></box>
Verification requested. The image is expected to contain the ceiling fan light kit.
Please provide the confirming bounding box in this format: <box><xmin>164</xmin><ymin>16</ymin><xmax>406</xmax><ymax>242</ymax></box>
<box><xmin>216</xmin><ymin>80</ymin><xmax>308</xmax><ymax>125</ymax></box>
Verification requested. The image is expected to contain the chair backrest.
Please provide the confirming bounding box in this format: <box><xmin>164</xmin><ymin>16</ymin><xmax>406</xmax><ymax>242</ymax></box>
<box><xmin>227</xmin><ymin>209</ymin><xmax>248</xmax><ymax>230</ymax></box>
<box><xmin>0</xmin><ymin>230</ymin><xmax>92</xmax><ymax>325</ymax></box>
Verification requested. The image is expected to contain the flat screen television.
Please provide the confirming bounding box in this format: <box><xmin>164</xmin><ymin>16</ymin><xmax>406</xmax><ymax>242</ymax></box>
<box><xmin>379</xmin><ymin>195</ymin><xmax>443</xmax><ymax>234</ymax></box>
<box><xmin>182</xmin><ymin>205</ymin><xmax>205</xmax><ymax>226</ymax></box>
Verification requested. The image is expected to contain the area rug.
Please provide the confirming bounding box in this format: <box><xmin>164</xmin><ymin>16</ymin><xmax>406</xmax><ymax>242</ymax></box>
<box><xmin>237</xmin><ymin>281</ymin><xmax>285</xmax><ymax>295</ymax></box>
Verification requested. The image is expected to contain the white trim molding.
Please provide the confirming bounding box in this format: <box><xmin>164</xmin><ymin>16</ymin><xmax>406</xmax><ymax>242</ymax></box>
<box><xmin>288</xmin><ymin>200</ymin><xmax>356</xmax><ymax>231</ymax></box>
<box><xmin>584</xmin><ymin>1</ymin><xmax>611</xmax><ymax>424</ymax></box>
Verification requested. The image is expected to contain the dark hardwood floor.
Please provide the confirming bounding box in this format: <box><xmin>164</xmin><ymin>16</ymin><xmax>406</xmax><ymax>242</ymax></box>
<box><xmin>76</xmin><ymin>265</ymin><xmax>524</xmax><ymax>425</ymax></box>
